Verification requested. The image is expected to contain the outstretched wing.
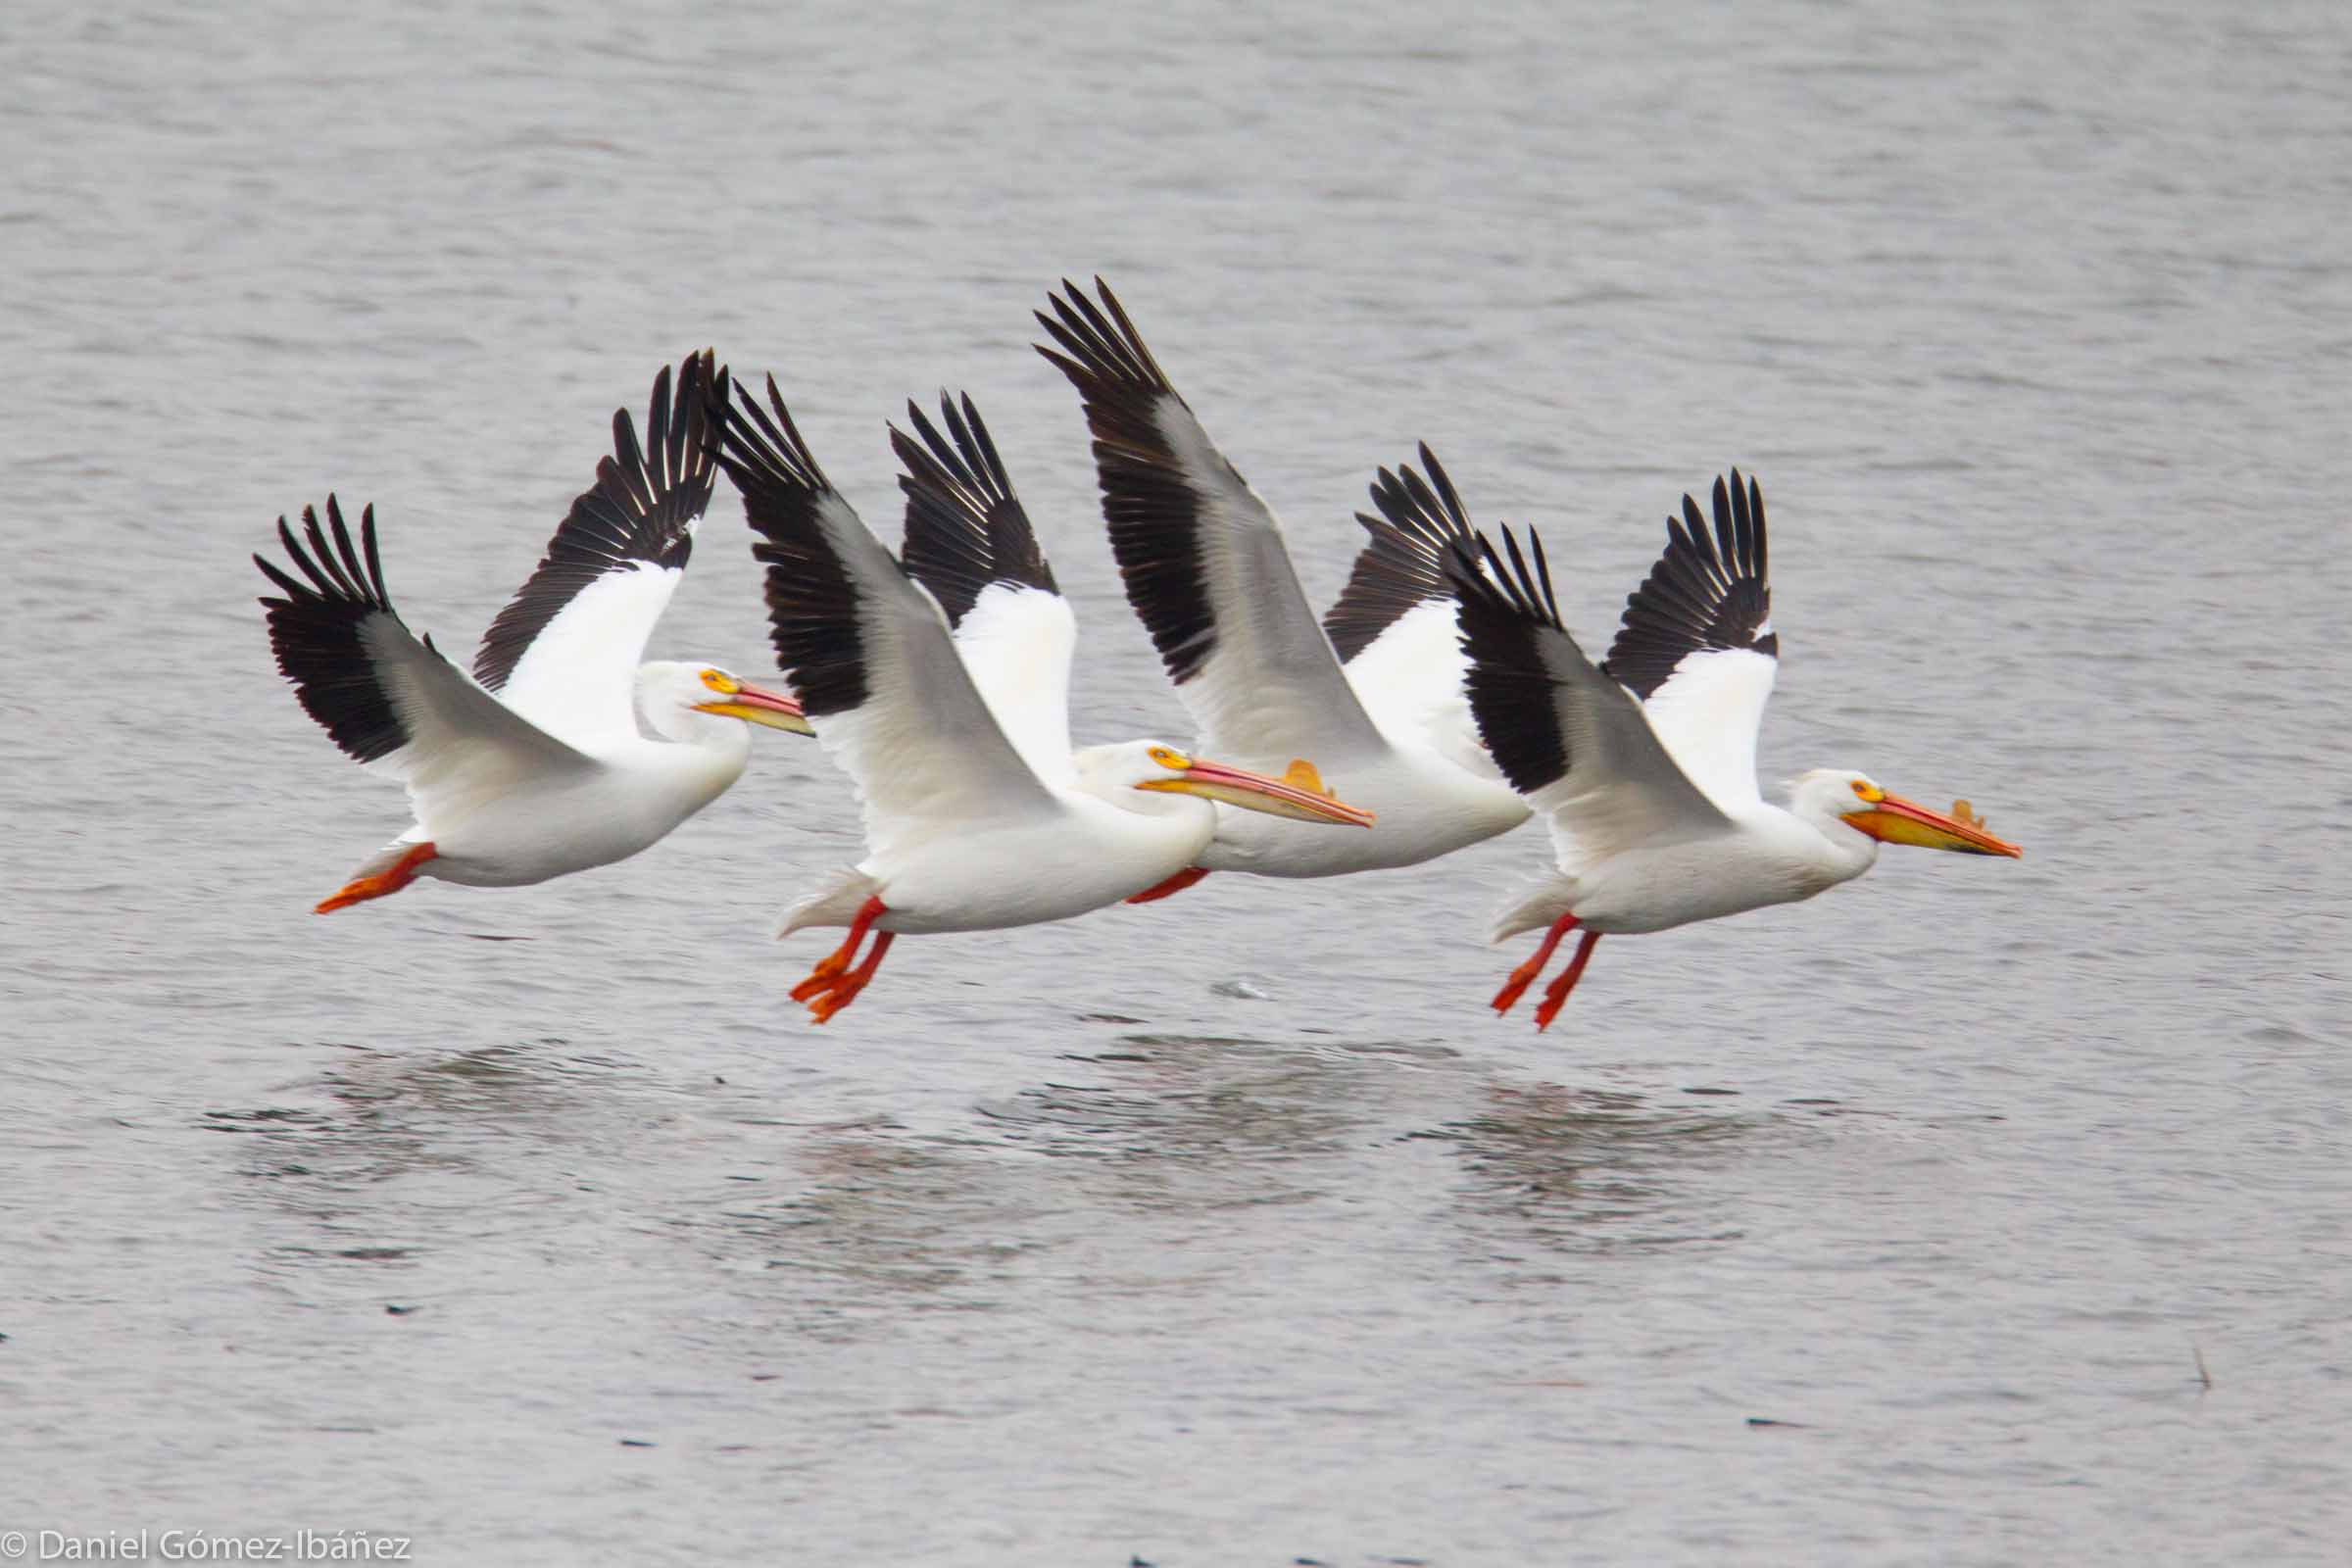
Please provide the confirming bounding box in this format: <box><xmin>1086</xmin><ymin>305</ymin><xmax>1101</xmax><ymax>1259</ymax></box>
<box><xmin>1035</xmin><ymin>277</ymin><xmax>1389</xmax><ymax>764</ymax></box>
<box><xmin>1324</xmin><ymin>444</ymin><xmax>1495</xmax><ymax>777</ymax></box>
<box><xmin>257</xmin><ymin>498</ymin><xmax>594</xmax><ymax>827</ymax></box>
<box><xmin>718</xmin><ymin>376</ymin><xmax>1060</xmax><ymax>859</ymax></box>
<box><xmin>893</xmin><ymin>392</ymin><xmax>1077</xmax><ymax>787</ymax></box>
<box><xmin>1602</xmin><ymin>471</ymin><xmax>1776</xmax><ymax>811</ymax></box>
<box><xmin>473</xmin><ymin>350</ymin><xmax>729</xmax><ymax>749</ymax></box>
<box><xmin>1446</xmin><ymin>524</ymin><xmax>1728</xmax><ymax>864</ymax></box>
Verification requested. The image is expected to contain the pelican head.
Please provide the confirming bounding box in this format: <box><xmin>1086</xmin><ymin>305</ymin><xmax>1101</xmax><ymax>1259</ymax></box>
<box><xmin>638</xmin><ymin>661</ymin><xmax>812</xmax><ymax>739</ymax></box>
<box><xmin>1792</xmin><ymin>768</ymin><xmax>2022</xmax><ymax>857</ymax></box>
<box><xmin>1078</xmin><ymin>741</ymin><xmax>1375</xmax><ymax>827</ymax></box>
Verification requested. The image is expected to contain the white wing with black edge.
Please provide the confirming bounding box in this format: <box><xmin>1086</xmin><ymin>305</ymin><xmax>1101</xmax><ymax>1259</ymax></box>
<box><xmin>257</xmin><ymin>498</ymin><xmax>595</xmax><ymax>825</ymax></box>
<box><xmin>1324</xmin><ymin>444</ymin><xmax>1496</xmax><ymax>778</ymax></box>
<box><xmin>473</xmin><ymin>350</ymin><xmax>728</xmax><ymax>751</ymax></box>
<box><xmin>1035</xmin><ymin>278</ymin><xmax>1390</xmax><ymax>764</ymax></box>
<box><xmin>893</xmin><ymin>392</ymin><xmax>1078</xmax><ymax>789</ymax></box>
<box><xmin>1601</xmin><ymin>471</ymin><xmax>1776</xmax><ymax>812</ymax></box>
<box><xmin>719</xmin><ymin>377</ymin><xmax>1062</xmax><ymax>861</ymax></box>
<box><xmin>1446</xmin><ymin>525</ymin><xmax>1730</xmax><ymax>868</ymax></box>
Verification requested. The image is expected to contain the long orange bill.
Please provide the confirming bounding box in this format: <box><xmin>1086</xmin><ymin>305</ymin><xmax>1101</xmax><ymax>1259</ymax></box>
<box><xmin>1847</xmin><ymin>793</ymin><xmax>2022</xmax><ymax>857</ymax></box>
<box><xmin>1164</xmin><ymin>758</ymin><xmax>1376</xmax><ymax>826</ymax></box>
<box><xmin>699</xmin><ymin>680</ymin><xmax>812</xmax><ymax>734</ymax></box>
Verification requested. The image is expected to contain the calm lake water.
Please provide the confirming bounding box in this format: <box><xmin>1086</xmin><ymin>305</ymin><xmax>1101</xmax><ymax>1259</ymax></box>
<box><xmin>4</xmin><ymin>1</ymin><xmax>2348</xmax><ymax>1562</ymax></box>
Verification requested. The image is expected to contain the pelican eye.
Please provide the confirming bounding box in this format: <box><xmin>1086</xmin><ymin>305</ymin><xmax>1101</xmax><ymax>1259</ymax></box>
<box><xmin>1850</xmin><ymin>779</ymin><xmax>1885</xmax><ymax>804</ymax></box>
<box><xmin>700</xmin><ymin>669</ymin><xmax>740</xmax><ymax>696</ymax></box>
<box><xmin>1148</xmin><ymin>745</ymin><xmax>1190</xmax><ymax>769</ymax></box>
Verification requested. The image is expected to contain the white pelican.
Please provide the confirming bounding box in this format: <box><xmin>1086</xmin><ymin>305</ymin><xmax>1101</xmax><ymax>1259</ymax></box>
<box><xmin>716</xmin><ymin>375</ymin><xmax>1376</xmax><ymax>1022</ymax></box>
<box><xmin>255</xmin><ymin>352</ymin><xmax>810</xmax><ymax>913</ymax></box>
<box><xmin>1444</xmin><ymin>472</ymin><xmax>2023</xmax><ymax>1028</ymax></box>
<box><xmin>1035</xmin><ymin>279</ymin><xmax>1529</xmax><ymax>904</ymax></box>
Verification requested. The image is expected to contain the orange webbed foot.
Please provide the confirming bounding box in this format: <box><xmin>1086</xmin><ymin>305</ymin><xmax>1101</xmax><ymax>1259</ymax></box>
<box><xmin>804</xmin><ymin>933</ymin><xmax>895</xmax><ymax>1024</ymax></box>
<box><xmin>315</xmin><ymin>843</ymin><xmax>438</xmax><ymax>913</ymax></box>
<box><xmin>791</xmin><ymin>896</ymin><xmax>885</xmax><ymax>1001</ymax></box>
<box><xmin>794</xmin><ymin>951</ymin><xmax>851</xmax><ymax>992</ymax></box>
<box><xmin>806</xmin><ymin>981</ymin><xmax>862</xmax><ymax>1024</ymax></box>
<box><xmin>1532</xmin><ymin>930</ymin><xmax>1602</xmax><ymax>1032</ymax></box>
<box><xmin>792</xmin><ymin>899</ymin><xmax>891</xmax><ymax>1020</ymax></box>
<box><xmin>1494</xmin><ymin>912</ymin><xmax>1578</xmax><ymax>1015</ymax></box>
<box><xmin>1492</xmin><ymin>955</ymin><xmax>1546</xmax><ymax>1014</ymax></box>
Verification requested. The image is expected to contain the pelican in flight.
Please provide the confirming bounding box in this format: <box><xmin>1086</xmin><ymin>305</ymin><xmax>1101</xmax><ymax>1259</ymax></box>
<box><xmin>716</xmin><ymin>376</ymin><xmax>1375</xmax><ymax>1022</ymax></box>
<box><xmin>1036</xmin><ymin>279</ymin><xmax>1528</xmax><ymax>904</ymax></box>
<box><xmin>255</xmin><ymin>352</ymin><xmax>809</xmax><ymax>913</ymax></box>
<box><xmin>1445</xmin><ymin>472</ymin><xmax>2023</xmax><ymax>1028</ymax></box>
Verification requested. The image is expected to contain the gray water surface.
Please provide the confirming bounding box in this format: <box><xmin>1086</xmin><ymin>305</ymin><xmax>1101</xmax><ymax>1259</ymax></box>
<box><xmin>4</xmin><ymin>2</ymin><xmax>2349</xmax><ymax>1562</ymax></box>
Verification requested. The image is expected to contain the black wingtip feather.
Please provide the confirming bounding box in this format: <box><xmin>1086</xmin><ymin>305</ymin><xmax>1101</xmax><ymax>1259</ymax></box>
<box><xmin>1035</xmin><ymin>277</ymin><xmax>1221</xmax><ymax>685</ymax></box>
<box><xmin>1323</xmin><ymin>445</ymin><xmax>1487</xmax><ymax>663</ymax></box>
<box><xmin>472</xmin><ymin>350</ymin><xmax>727</xmax><ymax>693</ymax></box>
<box><xmin>1602</xmin><ymin>468</ymin><xmax>1776</xmax><ymax>700</ymax></box>
<box><xmin>716</xmin><ymin>375</ymin><xmax>869</xmax><ymax>719</ymax></box>
<box><xmin>1443</xmin><ymin>522</ymin><xmax>1580</xmax><ymax>796</ymax></box>
<box><xmin>256</xmin><ymin>496</ymin><xmax>417</xmax><ymax>765</ymax></box>
<box><xmin>894</xmin><ymin>390</ymin><xmax>1056</xmax><ymax>628</ymax></box>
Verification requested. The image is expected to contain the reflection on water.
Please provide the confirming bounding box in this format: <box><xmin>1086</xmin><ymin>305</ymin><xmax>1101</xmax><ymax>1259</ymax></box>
<box><xmin>208</xmin><ymin>1040</ymin><xmax>607</xmax><ymax>1181</ymax></box>
<box><xmin>211</xmin><ymin>1033</ymin><xmax>1786</xmax><ymax>1302</ymax></box>
<box><xmin>973</xmin><ymin>1031</ymin><xmax>1398</xmax><ymax>1162</ymax></box>
<box><xmin>208</xmin><ymin>1029</ymin><xmax>1799</xmax><ymax>1344</ymax></box>
<box><xmin>720</xmin><ymin>1131</ymin><xmax>1050</xmax><ymax>1336</ymax></box>
<box><xmin>206</xmin><ymin>1034</ymin><xmax>1977</xmax><ymax>1340</ymax></box>
<box><xmin>206</xmin><ymin>1040</ymin><xmax>662</xmax><ymax>1291</ymax></box>
<box><xmin>709</xmin><ymin>1032</ymin><xmax>1421</xmax><ymax>1334</ymax></box>
<box><xmin>1417</xmin><ymin>1081</ymin><xmax>1761</xmax><ymax>1257</ymax></box>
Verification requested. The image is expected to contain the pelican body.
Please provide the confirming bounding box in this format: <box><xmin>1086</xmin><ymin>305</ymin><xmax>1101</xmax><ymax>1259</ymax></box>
<box><xmin>784</xmin><ymin>739</ymin><xmax>1353</xmax><ymax>937</ymax></box>
<box><xmin>1446</xmin><ymin>473</ymin><xmax>2022</xmax><ymax>1027</ymax></box>
<box><xmin>718</xmin><ymin>376</ymin><xmax>1373</xmax><ymax>1021</ymax></box>
<box><xmin>254</xmin><ymin>353</ymin><xmax>808</xmax><ymax>911</ymax></box>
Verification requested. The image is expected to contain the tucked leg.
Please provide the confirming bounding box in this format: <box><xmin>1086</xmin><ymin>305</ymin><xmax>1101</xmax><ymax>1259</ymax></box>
<box><xmin>1533</xmin><ymin>930</ymin><xmax>1603</xmax><ymax>1031</ymax></box>
<box><xmin>315</xmin><ymin>842</ymin><xmax>438</xmax><ymax>914</ymax></box>
<box><xmin>1494</xmin><ymin>912</ymin><xmax>1578</xmax><ymax>1014</ymax></box>
<box><xmin>1126</xmin><ymin>866</ymin><xmax>1211</xmax><ymax>905</ymax></box>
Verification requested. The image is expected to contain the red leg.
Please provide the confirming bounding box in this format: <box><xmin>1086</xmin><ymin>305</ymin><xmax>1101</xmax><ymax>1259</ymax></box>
<box><xmin>808</xmin><ymin>933</ymin><xmax>895</xmax><ymax>1024</ymax></box>
<box><xmin>315</xmin><ymin>842</ymin><xmax>438</xmax><ymax>914</ymax></box>
<box><xmin>790</xmin><ymin>896</ymin><xmax>885</xmax><ymax>1002</ymax></box>
<box><xmin>1126</xmin><ymin>866</ymin><xmax>1211</xmax><ymax>905</ymax></box>
<box><xmin>1533</xmin><ymin>930</ymin><xmax>1603</xmax><ymax>1032</ymax></box>
<box><xmin>1494</xmin><ymin>912</ymin><xmax>1578</xmax><ymax>1014</ymax></box>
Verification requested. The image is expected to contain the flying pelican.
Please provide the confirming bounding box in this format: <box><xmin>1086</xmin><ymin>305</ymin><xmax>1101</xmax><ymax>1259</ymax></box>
<box><xmin>716</xmin><ymin>375</ymin><xmax>1376</xmax><ymax>1022</ymax></box>
<box><xmin>1444</xmin><ymin>472</ymin><xmax>2023</xmax><ymax>1028</ymax></box>
<box><xmin>1035</xmin><ymin>279</ymin><xmax>1529</xmax><ymax>904</ymax></box>
<box><xmin>255</xmin><ymin>352</ymin><xmax>810</xmax><ymax>913</ymax></box>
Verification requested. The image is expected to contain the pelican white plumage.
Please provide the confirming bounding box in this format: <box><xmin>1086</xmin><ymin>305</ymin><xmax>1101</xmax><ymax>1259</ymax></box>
<box><xmin>255</xmin><ymin>352</ymin><xmax>810</xmax><ymax>912</ymax></box>
<box><xmin>1445</xmin><ymin>472</ymin><xmax>2023</xmax><ymax>1028</ymax></box>
<box><xmin>1035</xmin><ymin>279</ymin><xmax>1529</xmax><ymax>904</ymax></box>
<box><xmin>717</xmin><ymin>375</ymin><xmax>1376</xmax><ymax>1022</ymax></box>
